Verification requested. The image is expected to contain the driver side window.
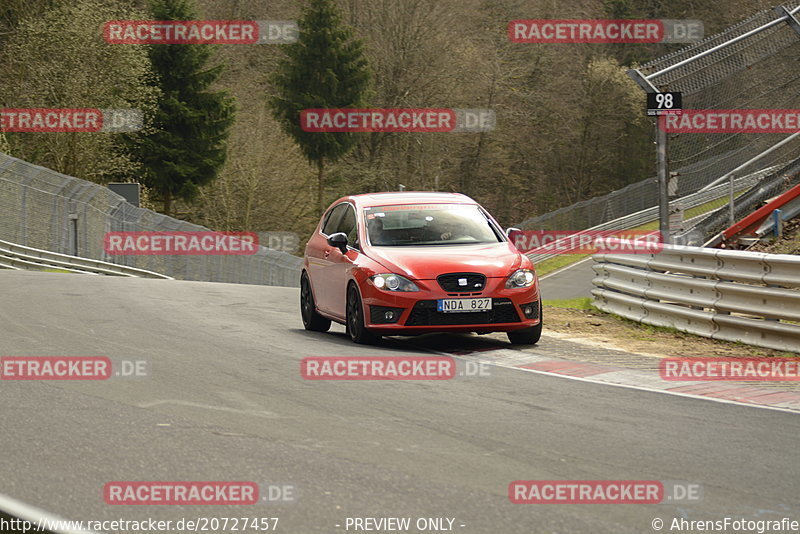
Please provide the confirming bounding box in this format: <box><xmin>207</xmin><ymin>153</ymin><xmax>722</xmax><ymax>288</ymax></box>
<box><xmin>335</xmin><ymin>205</ymin><xmax>359</xmax><ymax>248</ymax></box>
<box><xmin>322</xmin><ymin>204</ymin><xmax>348</xmax><ymax>236</ymax></box>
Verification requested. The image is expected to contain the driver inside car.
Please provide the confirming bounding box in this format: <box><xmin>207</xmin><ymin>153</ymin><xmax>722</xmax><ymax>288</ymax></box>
<box><xmin>435</xmin><ymin>219</ymin><xmax>473</xmax><ymax>241</ymax></box>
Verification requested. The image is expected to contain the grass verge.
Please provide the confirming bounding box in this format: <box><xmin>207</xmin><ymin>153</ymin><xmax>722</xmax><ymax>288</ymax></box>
<box><xmin>543</xmin><ymin>297</ymin><xmax>593</xmax><ymax>310</ymax></box>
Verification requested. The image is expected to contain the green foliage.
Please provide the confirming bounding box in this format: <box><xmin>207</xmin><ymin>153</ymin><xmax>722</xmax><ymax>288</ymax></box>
<box><xmin>543</xmin><ymin>297</ymin><xmax>595</xmax><ymax>310</ymax></box>
<box><xmin>0</xmin><ymin>0</ymin><xmax>781</xmax><ymax>234</ymax></box>
<box><xmin>269</xmin><ymin>0</ymin><xmax>370</xmax><ymax>213</ymax></box>
<box><xmin>0</xmin><ymin>0</ymin><xmax>59</xmax><ymax>37</ymax></box>
<box><xmin>0</xmin><ymin>0</ymin><xmax>158</xmax><ymax>181</ymax></box>
<box><xmin>131</xmin><ymin>0</ymin><xmax>236</xmax><ymax>215</ymax></box>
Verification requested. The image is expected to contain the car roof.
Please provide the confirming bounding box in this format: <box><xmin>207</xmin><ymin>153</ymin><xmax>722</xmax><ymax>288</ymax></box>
<box><xmin>345</xmin><ymin>192</ymin><xmax>476</xmax><ymax>209</ymax></box>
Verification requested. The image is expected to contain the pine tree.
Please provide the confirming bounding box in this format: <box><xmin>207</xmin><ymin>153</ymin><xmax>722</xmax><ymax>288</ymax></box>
<box><xmin>133</xmin><ymin>0</ymin><xmax>235</xmax><ymax>216</ymax></box>
<box><xmin>270</xmin><ymin>0</ymin><xmax>370</xmax><ymax>215</ymax></box>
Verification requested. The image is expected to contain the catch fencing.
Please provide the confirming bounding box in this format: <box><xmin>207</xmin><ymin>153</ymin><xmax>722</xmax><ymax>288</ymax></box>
<box><xmin>517</xmin><ymin>151</ymin><xmax>742</xmax><ymax>232</ymax></box>
<box><xmin>519</xmin><ymin>1</ymin><xmax>800</xmax><ymax>235</ymax></box>
<box><xmin>632</xmin><ymin>1</ymin><xmax>800</xmax><ymax>191</ymax></box>
<box><xmin>0</xmin><ymin>152</ymin><xmax>302</xmax><ymax>286</ymax></box>
<box><xmin>525</xmin><ymin>170</ymin><xmax>768</xmax><ymax>265</ymax></box>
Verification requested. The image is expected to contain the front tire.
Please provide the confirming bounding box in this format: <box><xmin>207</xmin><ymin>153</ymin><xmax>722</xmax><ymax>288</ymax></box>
<box><xmin>346</xmin><ymin>283</ymin><xmax>380</xmax><ymax>345</ymax></box>
<box><xmin>301</xmin><ymin>272</ymin><xmax>331</xmax><ymax>332</ymax></box>
<box><xmin>507</xmin><ymin>302</ymin><xmax>542</xmax><ymax>345</ymax></box>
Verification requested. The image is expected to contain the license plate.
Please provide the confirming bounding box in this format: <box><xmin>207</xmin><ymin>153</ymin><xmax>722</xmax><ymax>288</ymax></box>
<box><xmin>437</xmin><ymin>298</ymin><xmax>492</xmax><ymax>313</ymax></box>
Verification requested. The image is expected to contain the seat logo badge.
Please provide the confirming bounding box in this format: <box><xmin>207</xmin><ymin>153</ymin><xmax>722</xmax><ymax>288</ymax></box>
<box><xmin>458</xmin><ymin>278</ymin><xmax>468</xmax><ymax>286</ymax></box>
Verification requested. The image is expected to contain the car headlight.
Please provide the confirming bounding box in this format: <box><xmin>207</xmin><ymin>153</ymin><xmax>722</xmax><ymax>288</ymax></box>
<box><xmin>371</xmin><ymin>274</ymin><xmax>420</xmax><ymax>292</ymax></box>
<box><xmin>505</xmin><ymin>269</ymin><xmax>535</xmax><ymax>288</ymax></box>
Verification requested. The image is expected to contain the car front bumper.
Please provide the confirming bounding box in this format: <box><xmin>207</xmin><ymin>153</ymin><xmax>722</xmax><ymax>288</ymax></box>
<box><xmin>359</xmin><ymin>276</ymin><xmax>541</xmax><ymax>334</ymax></box>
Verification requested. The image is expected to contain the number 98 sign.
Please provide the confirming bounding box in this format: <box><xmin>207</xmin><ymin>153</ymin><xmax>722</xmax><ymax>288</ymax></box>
<box><xmin>647</xmin><ymin>91</ymin><xmax>682</xmax><ymax>116</ymax></box>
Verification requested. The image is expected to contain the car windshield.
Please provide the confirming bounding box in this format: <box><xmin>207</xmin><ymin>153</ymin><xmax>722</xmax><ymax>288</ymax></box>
<box><xmin>364</xmin><ymin>203</ymin><xmax>503</xmax><ymax>246</ymax></box>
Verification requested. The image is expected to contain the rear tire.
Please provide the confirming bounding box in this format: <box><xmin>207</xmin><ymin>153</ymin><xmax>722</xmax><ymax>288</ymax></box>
<box><xmin>346</xmin><ymin>283</ymin><xmax>380</xmax><ymax>345</ymax></box>
<box><xmin>507</xmin><ymin>302</ymin><xmax>542</xmax><ymax>345</ymax></box>
<box><xmin>300</xmin><ymin>272</ymin><xmax>331</xmax><ymax>332</ymax></box>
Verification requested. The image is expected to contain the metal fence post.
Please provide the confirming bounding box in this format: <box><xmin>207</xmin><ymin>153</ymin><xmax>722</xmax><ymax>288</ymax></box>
<box><xmin>729</xmin><ymin>173</ymin><xmax>736</xmax><ymax>227</ymax></box>
<box><xmin>657</xmin><ymin>117</ymin><xmax>670</xmax><ymax>243</ymax></box>
<box><xmin>68</xmin><ymin>213</ymin><xmax>78</xmax><ymax>256</ymax></box>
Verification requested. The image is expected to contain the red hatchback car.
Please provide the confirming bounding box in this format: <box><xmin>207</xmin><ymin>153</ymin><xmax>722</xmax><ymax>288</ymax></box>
<box><xmin>300</xmin><ymin>192</ymin><xmax>542</xmax><ymax>344</ymax></box>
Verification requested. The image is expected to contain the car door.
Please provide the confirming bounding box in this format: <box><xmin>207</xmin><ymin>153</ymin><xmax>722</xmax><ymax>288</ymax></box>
<box><xmin>308</xmin><ymin>203</ymin><xmax>348</xmax><ymax>315</ymax></box>
<box><xmin>322</xmin><ymin>203</ymin><xmax>360</xmax><ymax>320</ymax></box>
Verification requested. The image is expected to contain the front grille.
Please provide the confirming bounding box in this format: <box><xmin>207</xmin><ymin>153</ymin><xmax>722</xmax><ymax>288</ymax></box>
<box><xmin>437</xmin><ymin>272</ymin><xmax>487</xmax><ymax>293</ymax></box>
<box><xmin>405</xmin><ymin>298</ymin><xmax>521</xmax><ymax>326</ymax></box>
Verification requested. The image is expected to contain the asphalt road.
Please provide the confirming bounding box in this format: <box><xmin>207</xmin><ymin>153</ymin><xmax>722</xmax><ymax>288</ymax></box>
<box><xmin>538</xmin><ymin>258</ymin><xmax>596</xmax><ymax>301</ymax></box>
<box><xmin>1</xmin><ymin>271</ymin><xmax>799</xmax><ymax>534</ymax></box>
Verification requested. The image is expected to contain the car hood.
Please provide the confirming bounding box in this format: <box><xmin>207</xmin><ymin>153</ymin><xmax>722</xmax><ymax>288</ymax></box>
<box><xmin>366</xmin><ymin>242</ymin><xmax>523</xmax><ymax>279</ymax></box>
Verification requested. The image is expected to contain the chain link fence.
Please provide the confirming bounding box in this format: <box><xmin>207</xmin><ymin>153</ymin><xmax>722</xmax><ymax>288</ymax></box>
<box><xmin>518</xmin><ymin>2</ymin><xmax>800</xmax><ymax>233</ymax></box>
<box><xmin>516</xmin><ymin>150</ymin><xmax>757</xmax><ymax>231</ymax></box>
<box><xmin>639</xmin><ymin>2</ymin><xmax>800</xmax><ymax>192</ymax></box>
<box><xmin>0</xmin><ymin>152</ymin><xmax>302</xmax><ymax>286</ymax></box>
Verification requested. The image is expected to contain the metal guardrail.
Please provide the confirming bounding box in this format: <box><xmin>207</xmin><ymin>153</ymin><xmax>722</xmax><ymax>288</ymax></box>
<box><xmin>0</xmin><ymin>238</ymin><xmax>173</xmax><ymax>279</ymax></box>
<box><xmin>591</xmin><ymin>243</ymin><xmax>800</xmax><ymax>353</ymax></box>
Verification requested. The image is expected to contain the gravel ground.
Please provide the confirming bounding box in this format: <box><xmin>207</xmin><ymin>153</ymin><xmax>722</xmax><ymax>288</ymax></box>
<box><xmin>539</xmin><ymin>305</ymin><xmax>798</xmax><ymax>358</ymax></box>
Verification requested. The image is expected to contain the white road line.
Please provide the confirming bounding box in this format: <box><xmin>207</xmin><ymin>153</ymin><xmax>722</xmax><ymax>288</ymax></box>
<box><xmin>511</xmin><ymin>364</ymin><xmax>800</xmax><ymax>415</ymax></box>
<box><xmin>538</xmin><ymin>256</ymin><xmax>593</xmax><ymax>281</ymax></box>
<box><xmin>409</xmin><ymin>343</ymin><xmax>800</xmax><ymax>415</ymax></box>
<box><xmin>0</xmin><ymin>492</ymin><xmax>101</xmax><ymax>534</ymax></box>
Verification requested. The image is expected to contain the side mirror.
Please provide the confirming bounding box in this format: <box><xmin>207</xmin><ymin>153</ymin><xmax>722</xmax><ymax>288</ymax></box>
<box><xmin>505</xmin><ymin>227</ymin><xmax>521</xmax><ymax>236</ymax></box>
<box><xmin>326</xmin><ymin>232</ymin><xmax>348</xmax><ymax>253</ymax></box>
